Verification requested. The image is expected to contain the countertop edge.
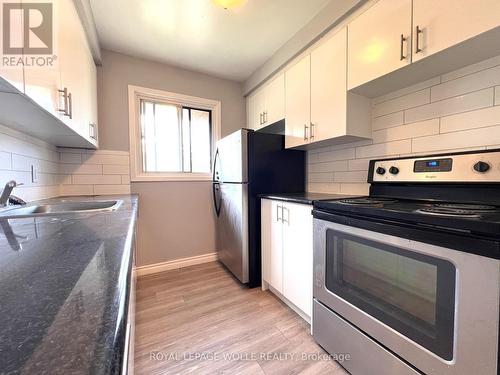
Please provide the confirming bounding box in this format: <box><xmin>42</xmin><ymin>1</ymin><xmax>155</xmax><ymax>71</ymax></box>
<box><xmin>259</xmin><ymin>193</ymin><xmax>356</xmax><ymax>205</ymax></box>
<box><xmin>109</xmin><ymin>199</ymin><xmax>138</xmax><ymax>374</ymax></box>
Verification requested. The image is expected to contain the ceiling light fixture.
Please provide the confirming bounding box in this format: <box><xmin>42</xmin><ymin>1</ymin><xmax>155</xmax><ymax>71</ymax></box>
<box><xmin>212</xmin><ymin>0</ymin><xmax>245</xmax><ymax>10</ymax></box>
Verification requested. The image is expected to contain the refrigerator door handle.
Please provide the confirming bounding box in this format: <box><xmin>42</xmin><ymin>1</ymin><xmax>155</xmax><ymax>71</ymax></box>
<box><xmin>213</xmin><ymin>148</ymin><xmax>220</xmax><ymax>182</ymax></box>
<box><xmin>213</xmin><ymin>182</ymin><xmax>222</xmax><ymax>217</ymax></box>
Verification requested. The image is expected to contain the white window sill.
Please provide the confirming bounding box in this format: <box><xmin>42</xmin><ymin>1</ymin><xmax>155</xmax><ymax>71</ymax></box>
<box><xmin>131</xmin><ymin>173</ymin><xmax>213</xmax><ymax>182</ymax></box>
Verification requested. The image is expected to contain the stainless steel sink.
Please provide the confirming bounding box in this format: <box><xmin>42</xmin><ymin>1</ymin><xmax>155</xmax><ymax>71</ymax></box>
<box><xmin>0</xmin><ymin>200</ymin><xmax>123</xmax><ymax>219</ymax></box>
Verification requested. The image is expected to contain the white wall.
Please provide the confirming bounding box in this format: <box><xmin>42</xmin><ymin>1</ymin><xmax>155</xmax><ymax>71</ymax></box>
<box><xmin>307</xmin><ymin>55</ymin><xmax>500</xmax><ymax>195</ymax></box>
<box><xmin>97</xmin><ymin>49</ymin><xmax>245</xmax><ymax>151</ymax></box>
<box><xmin>95</xmin><ymin>50</ymin><xmax>246</xmax><ymax>267</ymax></box>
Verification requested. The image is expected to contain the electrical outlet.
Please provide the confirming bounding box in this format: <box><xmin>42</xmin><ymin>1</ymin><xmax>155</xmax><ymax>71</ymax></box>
<box><xmin>31</xmin><ymin>165</ymin><xmax>39</xmax><ymax>183</ymax></box>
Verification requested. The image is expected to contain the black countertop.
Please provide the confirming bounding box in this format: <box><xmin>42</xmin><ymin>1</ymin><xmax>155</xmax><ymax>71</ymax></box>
<box><xmin>0</xmin><ymin>195</ymin><xmax>138</xmax><ymax>375</ymax></box>
<box><xmin>259</xmin><ymin>192</ymin><xmax>356</xmax><ymax>205</ymax></box>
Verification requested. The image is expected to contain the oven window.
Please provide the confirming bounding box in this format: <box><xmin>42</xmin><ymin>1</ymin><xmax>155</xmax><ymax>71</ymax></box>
<box><xmin>325</xmin><ymin>230</ymin><xmax>456</xmax><ymax>360</ymax></box>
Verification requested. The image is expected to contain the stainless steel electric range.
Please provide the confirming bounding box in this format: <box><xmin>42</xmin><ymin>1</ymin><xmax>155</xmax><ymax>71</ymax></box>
<box><xmin>312</xmin><ymin>149</ymin><xmax>500</xmax><ymax>375</ymax></box>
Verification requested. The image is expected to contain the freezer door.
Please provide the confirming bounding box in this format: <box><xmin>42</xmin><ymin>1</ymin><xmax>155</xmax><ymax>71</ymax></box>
<box><xmin>215</xmin><ymin>129</ymin><xmax>248</xmax><ymax>183</ymax></box>
<box><xmin>216</xmin><ymin>182</ymin><xmax>249</xmax><ymax>283</ymax></box>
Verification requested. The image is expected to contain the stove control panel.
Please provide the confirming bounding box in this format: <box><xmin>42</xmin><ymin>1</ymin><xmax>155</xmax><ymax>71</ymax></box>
<box><xmin>370</xmin><ymin>149</ymin><xmax>500</xmax><ymax>183</ymax></box>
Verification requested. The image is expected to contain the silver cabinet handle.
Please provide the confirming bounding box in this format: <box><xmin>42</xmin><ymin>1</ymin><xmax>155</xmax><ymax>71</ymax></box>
<box><xmin>276</xmin><ymin>204</ymin><xmax>281</xmax><ymax>222</ymax></box>
<box><xmin>263</xmin><ymin>111</ymin><xmax>267</xmax><ymax>123</ymax></box>
<box><xmin>58</xmin><ymin>87</ymin><xmax>70</xmax><ymax>117</ymax></box>
<box><xmin>415</xmin><ymin>25</ymin><xmax>423</xmax><ymax>53</ymax></box>
<box><xmin>89</xmin><ymin>123</ymin><xmax>97</xmax><ymax>140</ymax></box>
<box><xmin>67</xmin><ymin>92</ymin><xmax>73</xmax><ymax>119</ymax></box>
<box><xmin>282</xmin><ymin>206</ymin><xmax>289</xmax><ymax>224</ymax></box>
<box><xmin>259</xmin><ymin>112</ymin><xmax>263</xmax><ymax>125</ymax></box>
<box><xmin>310</xmin><ymin>122</ymin><xmax>315</xmax><ymax>140</ymax></box>
<box><xmin>400</xmin><ymin>34</ymin><xmax>407</xmax><ymax>60</ymax></box>
<box><xmin>304</xmin><ymin>124</ymin><xmax>309</xmax><ymax>140</ymax></box>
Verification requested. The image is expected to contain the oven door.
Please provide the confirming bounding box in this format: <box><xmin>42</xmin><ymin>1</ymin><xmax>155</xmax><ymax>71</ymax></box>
<box><xmin>313</xmin><ymin>215</ymin><xmax>500</xmax><ymax>375</ymax></box>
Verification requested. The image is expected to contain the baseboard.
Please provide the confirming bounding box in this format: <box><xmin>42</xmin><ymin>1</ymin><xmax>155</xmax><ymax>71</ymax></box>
<box><xmin>135</xmin><ymin>252</ymin><xmax>218</xmax><ymax>277</ymax></box>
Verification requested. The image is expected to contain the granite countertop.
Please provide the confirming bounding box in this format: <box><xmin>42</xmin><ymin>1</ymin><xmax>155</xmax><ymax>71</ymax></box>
<box><xmin>0</xmin><ymin>195</ymin><xmax>138</xmax><ymax>375</ymax></box>
<box><xmin>259</xmin><ymin>192</ymin><xmax>357</xmax><ymax>205</ymax></box>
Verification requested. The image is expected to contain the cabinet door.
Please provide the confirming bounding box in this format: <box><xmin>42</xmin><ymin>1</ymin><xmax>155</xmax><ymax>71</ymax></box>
<box><xmin>348</xmin><ymin>0</ymin><xmax>412</xmax><ymax>90</ymax></box>
<box><xmin>80</xmin><ymin>42</ymin><xmax>98</xmax><ymax>145</ymax></box>
<box><xmin>0</xmin><ymin>4</ymin><xmax>24</xmax><ymax>93</ymax></box>
<box><xmin>413</xmin><ymin>0</ymin><xmax>500</xmax><ymax>62</ymax></box>
<box><xmin>311</xmin><ymin>27</ymin><xmax>347</xmax><ymax>143</ymax></box>
<box><xmin>282</xmin><ymin>202</ymin><xmax>313</xmax><ymax>317</ymax></box>
<box><xmin>247</xmin><ymin>89</ymin><xmax>265</xmax><ymax>130</ymax></box>
<box><xmin>285</xmin><ymin>55</ymin><xmax>311</xmax><ymax>148</ymax></box>
<box><xmin>261</xmin><ymin>199</ymin><xmax>283</xmax><ymax>293</ymax></box>
<box><xmin>24</xmin><ymin>67</ymin><xmax>61</xmax><ymax>118</ymax></box>
<box><xmin>264</xmin><ymin>73</ymin><xmax>285</xmax><ymax>126</ymax></box>
<box><xmin>57</xmin><ymin>0</ymin><xmax>88</xmax><ymax>136</ymax></box>
<box><xmin>23</xmin><ymin>0</ymin><xmax>61</xmax><ymax>117</ymax></box>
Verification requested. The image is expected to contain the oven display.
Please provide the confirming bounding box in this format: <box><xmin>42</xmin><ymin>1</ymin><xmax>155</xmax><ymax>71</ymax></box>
<box><xmin>414</xmin><ymin>158</ymin><xmax>453</xmax><ymax>172</ymax></box>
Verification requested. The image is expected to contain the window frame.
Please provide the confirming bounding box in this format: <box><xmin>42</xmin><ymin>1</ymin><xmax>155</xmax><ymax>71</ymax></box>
<box><xmin>128</xmin><ymin>85</ymin><xmax>221</xmax><ymax>182</ymax></box>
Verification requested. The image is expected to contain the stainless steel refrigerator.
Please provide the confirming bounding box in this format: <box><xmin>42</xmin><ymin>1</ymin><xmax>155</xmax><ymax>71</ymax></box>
<box><xmin>212</xmin><ymin>129</ymin><xmax>305</xmax><ymax>287</ymax></box>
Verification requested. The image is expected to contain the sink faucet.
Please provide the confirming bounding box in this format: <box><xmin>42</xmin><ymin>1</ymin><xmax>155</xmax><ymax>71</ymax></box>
<box><xmin>0</xmin><ymin>180</ymin><xmax>23</xmax><ymax>207</ymax></box>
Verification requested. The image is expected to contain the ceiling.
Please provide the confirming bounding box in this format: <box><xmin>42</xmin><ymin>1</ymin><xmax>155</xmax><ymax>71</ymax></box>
<box><xmin>89</xmin><ymin>0</ymin><xmax>332</xmax><ymax>82</ymax></box>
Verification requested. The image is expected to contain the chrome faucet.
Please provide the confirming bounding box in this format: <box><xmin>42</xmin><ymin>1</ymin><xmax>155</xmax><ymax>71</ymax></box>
<box><xmin>0</xmin><ymin>180</ymin><xmax>23</xmax><ymax>207</ymax></box>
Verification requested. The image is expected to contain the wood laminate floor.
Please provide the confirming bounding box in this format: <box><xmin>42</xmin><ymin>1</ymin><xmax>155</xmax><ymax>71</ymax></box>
<box><xmin>134</xmin><ymin>261</ymin><xmax>349</xmax><ymax>375</ymax></box>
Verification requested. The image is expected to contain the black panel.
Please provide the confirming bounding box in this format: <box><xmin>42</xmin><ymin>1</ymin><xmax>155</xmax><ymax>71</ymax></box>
<box><xmin>414</xmin><ymin>158</ymin><xmax>453</xmax><ymax>173</ymax></box>
<box><xmin>246</xmin><ymin>131</ymin><xmax>305</xmax><ymax>287</ymax></box>
<box><xmin>369</xmin><ymin>183</ymin><xmax>500</xmax><ymax>206</ymax></box>
<box><xmin>313</xmin><ymin>209</ymin><xmax>500</xmax><ymax>260</ymax></box>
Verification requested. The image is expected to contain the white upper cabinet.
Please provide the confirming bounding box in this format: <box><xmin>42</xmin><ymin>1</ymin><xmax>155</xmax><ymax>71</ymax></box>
<box><xmin>348</xmin><ymin>0</ymin><xmax>412</xmax><ymax>90</ymax></box>
<box><xmin>285</xmin><ymin>27</ymin><xmax>371</xmax><ymax>149</ymax></box>
<box><xmin>23</xmin><ymin>67</ymin><xmax>61</xmax><ymax>119</ymax></box>
<box><xmin>285</xmin><ymin>54</ymin><xmax>311</xmax><ymax>148</ymax></box>
<box><xmin>311</xmin><ymin>27</ymin><xmax>347</xmax><ymax>143</ymax></box>
<box><xmin>58</xmin><ymin>0</ymin><xmax>89</xmax><ymax>136</ymax></box>
<box><xmin>348</xmin><ymin>0</ymin><xmax>500</xmax><ymax>96</ymax></box>
<box><xmin>264</xmin><ymin>73</ymin><xmax>285</xmax><ymax>126</ymax></box>
<box><xmin>247</xmin><ymin>89</ymin><xmax>265</xmax><ymax>130</ymax></box>
<box><xmin>0</xmin><ymin>6</ymin><xmax>24</xmax><ymax>93</ymax></box>
<box><xmin>84</xmin><ymin>48</ymin><xmax>99</xmax><ymax>146</ymax></box>
<box><xmin>246</xmin><ymin>73</ymin><xmax>285</xmax><ymax>131</ymax></box>
<box><xmin>0</xmin><ymin>0</ymin><xmax>98</xmax><ymax>148</ymax></box>
<box><xmin>412</xmin><ymin>0</ymin><xmax>500</xmax><ymax>62</ymax></box>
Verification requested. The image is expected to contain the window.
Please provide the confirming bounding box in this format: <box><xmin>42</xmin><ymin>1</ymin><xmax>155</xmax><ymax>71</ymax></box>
<box><xmin>140</xmin><ymin>101</ymin><xmax>212</xmax><ymax>173</ymax></box>
<box><xmin>129</xmin><ymin>85</ymin><xmax>221</xmax><ymax>181</ymax></box>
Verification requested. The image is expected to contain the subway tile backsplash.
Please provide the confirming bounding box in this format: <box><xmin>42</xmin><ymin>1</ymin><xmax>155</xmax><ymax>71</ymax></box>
<box><xmin>308</xmin><ymin>54</ymin><xmax>500</xmax><ymax>195</ymax></box>
<box><xmin>58</xmin><ymin>149</ymin><xmax>131</xmax><ymax>196</ymax></box>
<box><xmin>0</xmin><ymin>124</ymin><xmax>130</xmax><ymax>202</ymax></box>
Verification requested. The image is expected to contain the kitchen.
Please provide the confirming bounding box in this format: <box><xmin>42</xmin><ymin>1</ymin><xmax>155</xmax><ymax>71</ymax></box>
<box><xmin>0</xmin><ymin>0</ymin><xmax>499</xmax><ymax>374</ymax></box>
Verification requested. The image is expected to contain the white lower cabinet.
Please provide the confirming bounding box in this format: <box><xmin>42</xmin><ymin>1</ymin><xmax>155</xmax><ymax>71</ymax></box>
<box><xmin>261</xmin><ymin>199</ymin><xmax>284</xmax><ymax>292</ymax></box>
<box><xmin>261</xmin><ymin>198</ymin><xmax>313</xmax><ymax>320</ymax></box>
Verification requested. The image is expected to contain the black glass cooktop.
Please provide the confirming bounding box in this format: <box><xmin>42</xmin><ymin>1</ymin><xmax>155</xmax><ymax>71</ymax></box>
<box><xmin>314</xmin><ymin>196</ymin><xmax>500</xmax><ymax>236</ymax></box>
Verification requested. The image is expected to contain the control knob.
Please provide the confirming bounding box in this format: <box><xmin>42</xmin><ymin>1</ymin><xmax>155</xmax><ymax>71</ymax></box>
<box><xmin>376</xmin><ymin>167</ymin><xmax>386</xmax><ymax>175</ymax></box>
<box><xmin>389</xmin><ymin>166</ymin><xmax>399</xmax><ymax>175</ymax></box>
<box><xmin>473</xmin><ymin>161</ymin><xmax>490</xmax><ymax>173</ymax></box>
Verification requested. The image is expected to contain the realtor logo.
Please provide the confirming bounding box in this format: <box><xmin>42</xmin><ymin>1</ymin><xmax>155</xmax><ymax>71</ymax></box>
<box><xmin>3</xmin><ymin>2</ymin><xmax>53</xmax><ymax>54</ymax></box>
